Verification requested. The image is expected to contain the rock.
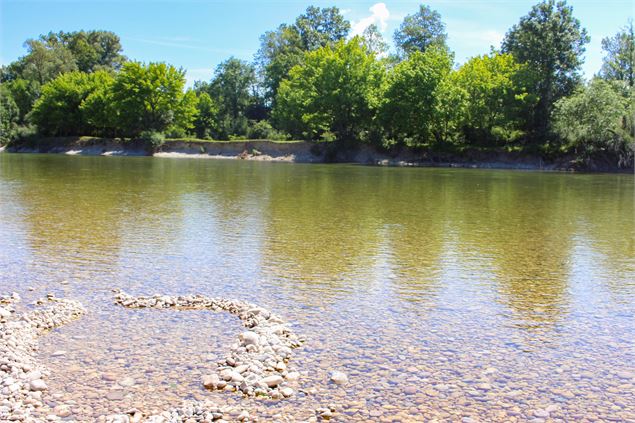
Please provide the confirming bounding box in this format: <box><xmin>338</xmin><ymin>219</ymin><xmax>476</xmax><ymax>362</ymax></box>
<box><xmin>51</xmin><ymin>350</ymin><xmax>67</xmax><ymax>357</ymax></box>
<box><xmin>230</xmin><ymin>372</ymin><xmax>244</xmax><ymax>383</ymax></box>
<box><xmin>29</xmin><ymin>379</ymin><xmax>48</xmax><ymax>391</ymax></box>
<box><xmin>281</xmin><ymin>387</ymin><xmax>294</xmax><ymax>397</ymax></box>
<box><xmin>261</xmin><ymin>375</ymin><xmax>284</xmax><ymax>387</ymax></box>
<box><xmin>477</xmin><ymin>383</ymin><xmax>492</xmax><ymax>390</ymax></box>
<box><xmin>202</xmin><ymin>374</ymin><xmax>220</xmax><ymax>389</ymax></box>
<box><xmin>240</xmin><ymin>331</ymin><xmax>259</xmax><ymax>346</ymax></box>
<box><xmin>403</xmin><ymin>385</ymin><xmax>418</xmax><ymax>395</ymax></box>
<box><xmin>54</xmin><ymin>405</ymin><xmax>72</xmax><ymax>418</ymax></box>
<box><xmin>0</xmin><ymin>307</ymin><xmax>11</xmax><ymax>319</ymax></box>
<box><xmin>102</xmin><ymin>373</ymin><xmax>117</xmax><ymax>382</ymax></box>
<box><xmin>106</xmin><ymin>390</ymin><xmax>126</xmax><ymax>401</ymax></box>
<box><xmin>119</xmin><ymin>377</ymin><xmax>135</xmax><ymax>387</ymax></box>
<box><xmin>329</xmin><ymin>371</ymin><xmax>348</xmax><ymax>385</ymax></box>
<box><xmin>286</xmin><ymin>371</ymin><xmax>300</xmax><ymax>381</ymax></box>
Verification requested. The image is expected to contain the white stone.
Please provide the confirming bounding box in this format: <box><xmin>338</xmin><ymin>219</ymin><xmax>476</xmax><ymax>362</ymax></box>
<box><xmin>240</xmin><ymin>331</ymin><xmax>259</xmax><ymax>346</ymax></box>
<box><xmin>261</xmin><ymin>375</ymin><xmax>284</xmax><ymax>387</ymax></box>
<box><xmin>330</xmin><ymin>371</ymin><xmax>348</xmax><ymax>385</ymax></box>
<box><xmin>29</xmin><ymin>379</ymin><xmax>48</xmax><ymax>391</ymax></box>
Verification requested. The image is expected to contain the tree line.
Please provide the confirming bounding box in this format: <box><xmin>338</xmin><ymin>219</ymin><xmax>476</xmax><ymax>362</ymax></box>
<box><xmin>1</xmin><ymin>1</ymin><xmax>633</xmax><ymax>167</ymax></box>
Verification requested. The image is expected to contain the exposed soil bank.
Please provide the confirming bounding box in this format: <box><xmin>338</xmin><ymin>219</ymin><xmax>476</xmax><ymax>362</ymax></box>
<box><xmin>3</xmin><ymin>136</ymin><xmax>633</xmax><ymax>173</ymax></box>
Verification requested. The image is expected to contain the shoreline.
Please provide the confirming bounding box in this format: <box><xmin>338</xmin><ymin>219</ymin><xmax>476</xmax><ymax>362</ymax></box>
<box><xmin>2</xmin><ymin>137</ymin><xmax>633</xmax><ymax>173</ymax></box>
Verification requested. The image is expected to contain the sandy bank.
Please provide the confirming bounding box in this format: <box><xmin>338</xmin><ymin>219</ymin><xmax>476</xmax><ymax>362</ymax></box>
<box><xmin>4</xmin><ymin>136</ymin><xmax>632</xmax><ymax>172</ymax></box>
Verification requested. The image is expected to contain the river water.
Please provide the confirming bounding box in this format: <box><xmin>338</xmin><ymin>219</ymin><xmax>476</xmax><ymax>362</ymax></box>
<box><xmin>0</xmin><ymin>153</ymin><xmax>633</xmax><ymax>422</ymax></box>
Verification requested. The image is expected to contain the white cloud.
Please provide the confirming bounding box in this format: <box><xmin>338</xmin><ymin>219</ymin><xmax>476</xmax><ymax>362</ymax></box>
<box><xmin>351</xmin><ymin>3</ymin><xmax>390</xmax><ymax>37</ymax></box>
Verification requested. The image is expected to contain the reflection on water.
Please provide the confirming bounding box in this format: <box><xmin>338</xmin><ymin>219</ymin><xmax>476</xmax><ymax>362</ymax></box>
<box><xmin>0</xmin><ymin>154</ymin><xmax>634</xmax><ymax>421</ymax></box>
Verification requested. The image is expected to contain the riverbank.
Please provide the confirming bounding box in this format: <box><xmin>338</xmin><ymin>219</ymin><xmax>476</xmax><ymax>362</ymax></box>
<box><xmin>3</xmin><ymin>136</ymin><xmax>632</xmax><ymax>172</ymax></box>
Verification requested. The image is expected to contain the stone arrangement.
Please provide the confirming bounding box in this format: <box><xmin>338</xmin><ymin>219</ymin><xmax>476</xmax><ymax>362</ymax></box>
<box><xmin>113</xmin><ymin>290</ymin><xmax>304</xmax><ymax>400</ymax></box>
<box><xmin>0</xmin><ymin>293</ymin><xmax>85</xmax><ymax>422</ymax></box>
<box><xmin>0</xmin><ymin>291</ymin><xmax>353</xmax><ymax>422</ymax></box>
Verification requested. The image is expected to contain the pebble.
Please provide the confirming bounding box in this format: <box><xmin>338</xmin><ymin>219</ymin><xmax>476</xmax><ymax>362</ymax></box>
<box><xmin>262</xmin><ymin>375</ymin><xmax>283</xmax><ymax>387</ymax></box>
<box><xmin>329</xmin><ymin>371</ymin><xmax>348</xmax><ymax>385</ymax></box>
<box><xmin>106</xmin><ymin>390</ymin><xmax>125</xmax><ymax>401</ymax></box>
<box><xmin>119</xmin><ymin>377</ymin><xmax>135</xmax><ymax>387</ymax></box>
<box><xmin>53</xmin><ymin>405</ymin><xmax>71</xmax><ymax>418</ymax></box>
<box><xmin>30</xmin><ymin>380</ymin><xmax>48</xmax><ymax>391</ymax></box>
<box><xmin>113</xmin><ymin>291</ymin><xmax>303</xmax><ymax>400</ymax></box>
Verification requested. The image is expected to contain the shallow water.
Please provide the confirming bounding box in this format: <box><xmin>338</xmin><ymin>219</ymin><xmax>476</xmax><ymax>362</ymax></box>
<box><xmin>0</xmin><ymin>153</ymin><xmax>634</xmax><ymax>422</ymax></box>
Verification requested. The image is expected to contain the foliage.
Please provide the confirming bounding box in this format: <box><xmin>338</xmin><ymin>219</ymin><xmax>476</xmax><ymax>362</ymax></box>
<box><xmin>255</xmin><ymin>6</ymin><xmax>350</xmax><ymax>105</ymax></box>
<box><xmin>454</xmin><ymin>52</ymin><xmax>536</xmax><ymax>145</ymax></box>
<box><xmin>193</xmin><ymin>92</ymin><xmax>218</xmax><ymax>139</ymax></box>
<box><xmin>599</xmin><ymin>20</ymin><xmax>635</xmax><ymax>86</ymax></box>
<box><xmin>79</xmin><ymin>72</ymin><xmax>118</xmax><ymax>136</ymax></box>
<box><xmin>0</xmin><ymin>84</ymin><xmax>20</xmax><ymax>144</ymax></box>
<box><xmin>273</xmin><ymin>38</ymin><xmax>384</xmax><ymax>142</ymax></box>
<box><xmin>204</xmin><ymin>58</ymin><xmax>257</xmax><ymax>139</ymax></box>
<box><xmin>361</xmin><ymin>24</ymin><xmax>389</xmax><ymax>56</ymax></box>
<box><xmin>2</xmin><ymin>78</ymin><xmax>40</xmax><ymax>123</ymax></box>
<box><xmin>6</xmin><ymin>30</ymin><xmax>124</xmax><ymax>85</ymax></box>
<box><xmin>294</xmin><ymin>6</ymin><xmax>350</xmax><ymax>51</ymax></box>
<box><xmin>380</xmin><ymin>46</ymin><xmax>459</xmax><ymax>146</ymax></box>
<box><xmin>553</xmin><ymin>79</ymin><xmax>634</xmax><ymax>167</ymax></box>
<box><xmin>247</xmin><ymin>120</ymin><xmax>289</xmax><ymax>140</ymax></box>
<box><xmin>111</xmin><ymin>62</ymin><xmax>197</xmax><ymax>136</ymax></box>
<box><xmin>256</xmin><ymin>25</ymin><xmax>305</xmax><ymax>104</ymax></box>
<box><xmin>138</xmin><ymin>130</ymin><xmax>166</xmax><ymax>150</ymax></box>
<box><xmin>502</xmin><ymin>0</ymin><xmax>590</xmax><ymax>141</ymax></box>
<box><xmin>393</xmin><ymin>5</ymin><xmax>448</xmax><ymax>58</ymax></box>
<box><xmin>30</xmin><ymin>70</ymin><xmax>114</xmax><ymax>136</ymax></box>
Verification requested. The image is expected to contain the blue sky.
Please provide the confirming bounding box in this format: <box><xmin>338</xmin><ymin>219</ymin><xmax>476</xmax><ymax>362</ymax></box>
<box><xmin>1</xmin><ymin>0</ymin><xmax>633</xmax><ymax>86</ymax></box>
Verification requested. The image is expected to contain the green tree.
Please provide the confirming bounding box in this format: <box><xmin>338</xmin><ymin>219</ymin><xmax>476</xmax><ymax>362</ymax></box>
<box><xmin>111</xmin><ymin>62</ymin><xmax>197</xmax><ymax>136</ymax></box>
<box><xmin>600</xmin><ymin>20</ymin><xmax>635</xmax><ymax>87</ymax></box>
<box><xmin>0</xmin><ymin>84</ymin><xmax>20</xmax><ymax>144</ymax></box>
<box><xmin>274</xmin><ymin>37</ymin><xmax>384</xmax><ymax>142</ymax></box>
<box><xmin>553</xmin><ymin>79</ymin><xmax>634</xmax><ymax>168</ymax></box>
<box><xmin>393</xmin><ymin>5</ymin><xmax>448</xmax><ymax>58</ymax></box>
<box><xmin>295</xmin><ymin>6</ymin><xmax>350</xmax><ymax>51</ymax></box>
<box><xmin>30</xmin><ymin>70</ymin><xmax>114</xmax><ymax>136</ymax></box>
<box><xmin>502</xmin><ymin>0</ymin><xmax>590</xmax><ymax>142</ymax></box>
<box><xmin>380</xmin><ymin>46</ymin><xmax>459</xmax><ymax>146</ymax></box>
<box><xmin>256</xmin><ymin>7</ymin><xmax>350</xmax><ymax>106</ymax></box>
<box><xmin>256</xmin><ymin>24</ymin><xmax>305</xmax><ymax>104</ymax></box>
<box><xmin>361</xmin><ymin>24</ymin><xmax>389</xmax><ymax>56</ymax></box>
<box><xmin>208</xmin><ymin>58</ymin><xmax>257</xmax><ymax>138</ymax></box>
<box><xmin>193</xmin><ymin>92</ymin><xmax>218</xmax><ymax>139</ymax></box>
<box><xmin>2</xmin><ymin>78</ymin><xmax>40</xmax><ymax>123</ymax></box>
<box><xmin>37</xmin><ymin>30</ymin><xmax>126</xmax><ymax>73</ymax></box>
<box><xmin>454</xmin><ymin>52</ymin><xmax>536</xmax><ymax>144</ymax></box>
<box><xmin>80</xmin><ymin>72</ymin><xmax>118</xmax><ymax>136</ymax></box>
<box><xmin>11</xmin><ymin>38</ymin><xmax>77</xmax><ymax>86</ymax></box>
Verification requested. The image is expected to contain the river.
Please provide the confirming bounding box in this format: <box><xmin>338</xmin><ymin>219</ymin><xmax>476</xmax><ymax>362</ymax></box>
<box><xmin>0</xmin><ymin>153</ymin><xmax>633</xmax><ymax>421</ymax></box>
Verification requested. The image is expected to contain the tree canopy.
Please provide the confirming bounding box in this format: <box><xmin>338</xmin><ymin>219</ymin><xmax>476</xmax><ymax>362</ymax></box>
<box><xmin>502</xmin><ymin>0</ymin><xmax>590</xmax><ymax>141</ymax></box>
<box><xmin>600</xmin><ymin>20</ymin><xmax>635</xmax><ymax>86</ymax></box>
<box><xmin>393</xmin><ymin>5</ymin><xmax>448</xmax><ymax>58</ymax></box>
<box><xmin>274</xmin><ymin>38</ymin><xmax>383</xmax><ymax>142</ymax></box>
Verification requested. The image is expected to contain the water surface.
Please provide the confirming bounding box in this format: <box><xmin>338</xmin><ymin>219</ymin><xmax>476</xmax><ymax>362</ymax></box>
<box><xmin>0</xmin><ymin>154</ymin><xmax>633</xmax><ymax>421</ymax></box>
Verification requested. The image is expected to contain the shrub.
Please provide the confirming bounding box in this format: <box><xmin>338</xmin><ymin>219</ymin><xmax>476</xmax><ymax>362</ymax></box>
<box><xmin>138</xmin><ymin>130</ymin><xmax>165</xmax><ymax>150</ymax></box>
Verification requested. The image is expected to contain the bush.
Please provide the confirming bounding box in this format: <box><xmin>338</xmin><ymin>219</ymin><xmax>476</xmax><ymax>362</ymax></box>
<box><xmin>138</xmin><ymin>130</ymin><xmax>165</xmax><ymax>150</ymax></box>
<box><xmin>247</xmin><ymin>120</ymin><xmax>290</xmax><ymax>140</ymax></box>
<box><xmin>165</xmin><ymin>126</ymin><xmax>188</xmax><ymax>139</ymax></box>
<box><xmin>553</xmin><ymin>79</ymin><xmax>634</xmax><ymax>168</ymax></box>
